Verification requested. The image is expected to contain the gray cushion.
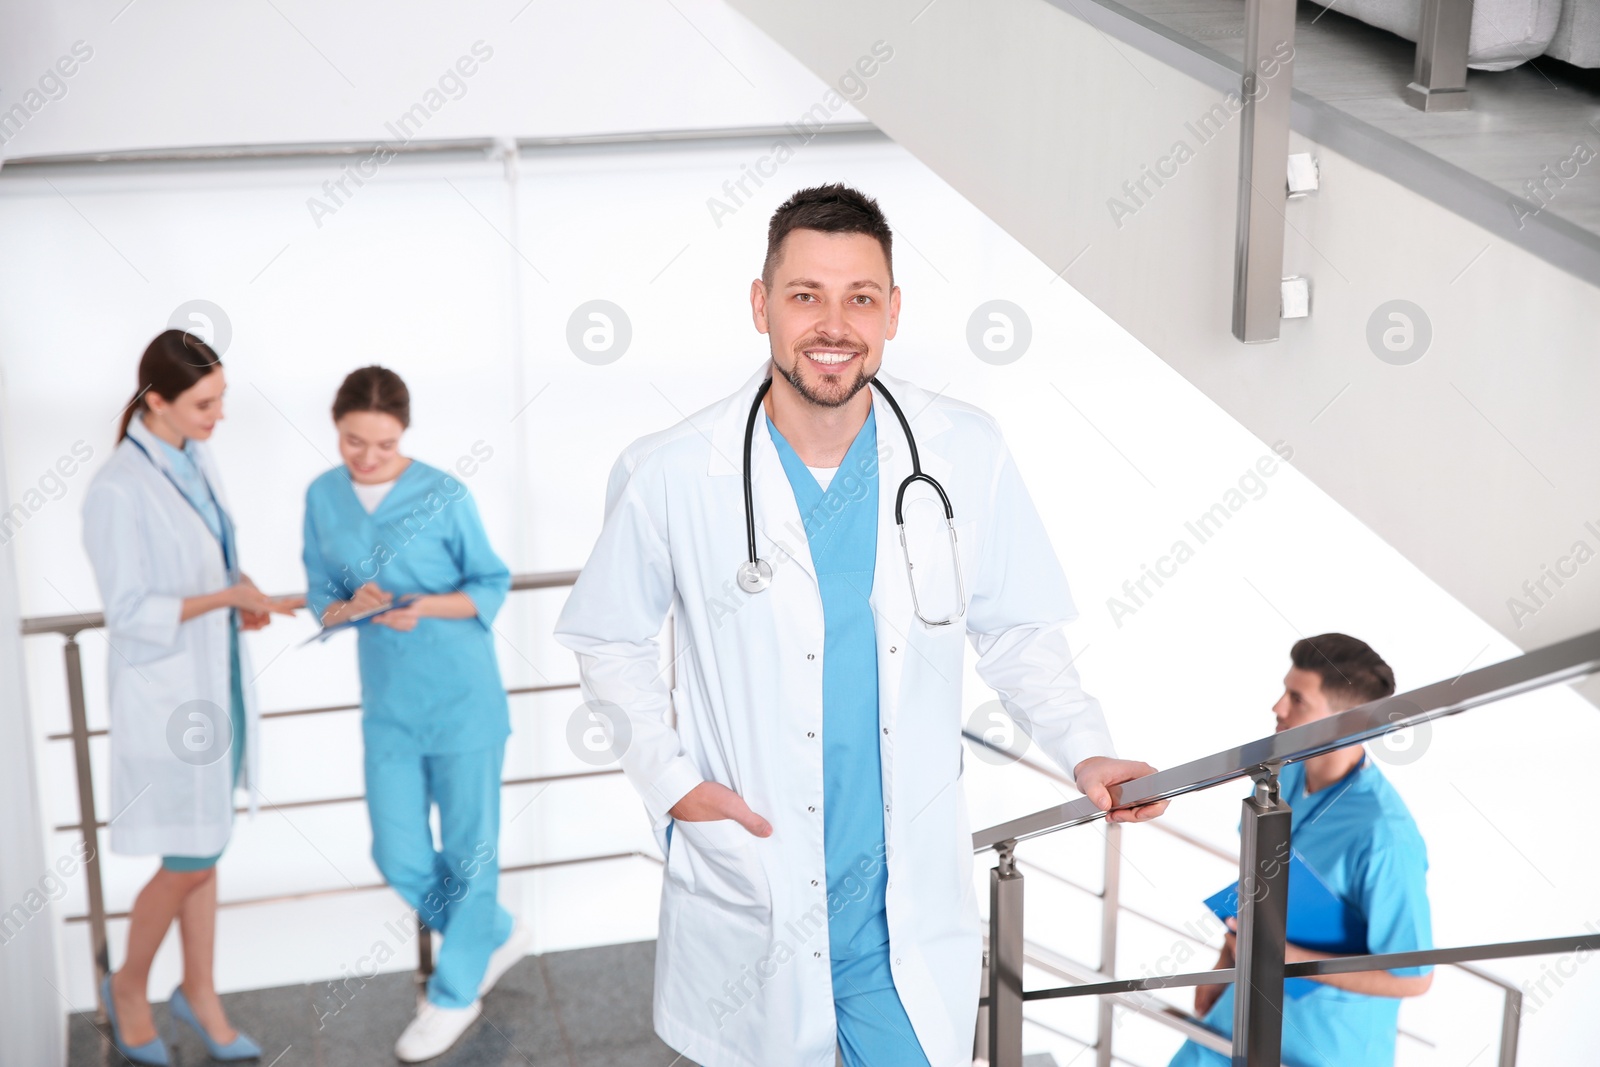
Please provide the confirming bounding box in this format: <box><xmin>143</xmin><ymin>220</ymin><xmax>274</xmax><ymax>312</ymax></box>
<box><xmin>1330</xmin><ymin>0</ymin><xmax>1562</xmax><ymax>70</ymax></box>
<box><xmin>1545</xmin><ymin>0</ymin><xmax>1600</xmax><ymax>66</ymax></box>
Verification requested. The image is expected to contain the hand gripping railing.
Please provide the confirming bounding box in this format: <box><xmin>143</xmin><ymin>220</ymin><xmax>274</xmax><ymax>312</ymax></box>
<box><xmin>972</xmin><ymin>627</ymin><xmax>1600</xmax><ymax>1067</ymax></box>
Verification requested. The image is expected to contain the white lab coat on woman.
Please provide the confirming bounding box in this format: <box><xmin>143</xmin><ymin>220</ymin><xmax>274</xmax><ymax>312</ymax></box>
<box><xmin>81</xmin><ymin>414</ymin><xmax>258</xmax><ymax>858</ymax></box>
<box><xmin>554</xmin><ymin>366</ymin><xmax>1117</xmax><ymax>1067</ymax></box>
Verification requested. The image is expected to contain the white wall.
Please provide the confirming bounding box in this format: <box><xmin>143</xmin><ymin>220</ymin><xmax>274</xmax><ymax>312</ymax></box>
<box><xmin>726</xmin><ymin>0</ymin><xmax>1600</xmax><ymax>706</ymax></box>
<box><xmin>0</xmin><ymin>0</ymin><xmax>860</xmax><ymax>157</ymax></box>
<box><xmin>0</xmin><ymin>441</ymin><xmax>65</xmax><ymax>1067</ymax></box>
<box><xmin>2</xmin><ymin>2</ymin><xmax>1596</xmax><ymax>1064</ymax></box>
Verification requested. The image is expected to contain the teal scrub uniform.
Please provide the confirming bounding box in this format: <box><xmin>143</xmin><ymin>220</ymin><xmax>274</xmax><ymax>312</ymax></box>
<box><xmin>768</xmin><ymin>411</ymin><xmax>933</xmax><ymax>1067</ymax></box>
<box><xmin>302</xmin><ymin>460</ymin><xmax>515</xmax><ymax>1009</ymax></box>
<box><xmin>1168</xmin><ymin>757</ymin><xmax>1432</xmax><ymax>1067</ymax></box>
<box><xmin>150</xmin><ymin>435</ymin><xmax>244</xmax><ymax>874</ymax></box>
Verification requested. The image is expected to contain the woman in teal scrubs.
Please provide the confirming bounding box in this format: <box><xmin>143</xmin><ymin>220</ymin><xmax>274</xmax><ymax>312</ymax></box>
<box><xmin>300</xmin><ymin>366</ymin><xmax>525</xmax><ymax>1062</ymax></box>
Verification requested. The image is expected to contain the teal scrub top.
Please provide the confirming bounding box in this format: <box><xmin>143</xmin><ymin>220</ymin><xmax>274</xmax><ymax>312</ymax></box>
<box><xmin>768</xmin><ymin>410</ymin><xmax>896</xmax><ymax>993</ymax></box>
<box><xmin>302</xmin><ymin>460</ymin><xmax>511</xmax><ymax>758</ymax></box>
<box><xmin>1169</xmin><ymin>757</ymin><xmax>1433</xmax><ymax>1067</ymax></box>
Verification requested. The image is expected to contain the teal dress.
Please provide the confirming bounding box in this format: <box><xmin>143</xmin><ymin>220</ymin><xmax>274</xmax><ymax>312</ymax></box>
<box><xmin>768</xmin><ymin>410</ymin><xmax>932</xmax><ymax>1067</ymax></box>
<box><xmin>151</xmin><ymin>435</ymin><xmax>245</xmax><ymax>873</ymax></box>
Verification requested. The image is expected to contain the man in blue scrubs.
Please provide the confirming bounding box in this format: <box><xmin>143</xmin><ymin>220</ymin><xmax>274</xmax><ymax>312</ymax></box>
<box><xmin>768</xmin><ymin>402</ymin><xmax>927</xmax><ymax>1062</ymax></box>
<box><xmin>1171</xmin><ymin>634</ymin><xmax>1434</xmax><ymax>1067</ymax></box>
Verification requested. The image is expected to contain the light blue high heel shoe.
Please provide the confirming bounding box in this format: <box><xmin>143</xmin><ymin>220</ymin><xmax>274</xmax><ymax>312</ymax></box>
<box><xmin>100</xmin><ymin>972</ymin><xmax>170</xmax><ymax>1066</ymax></box>
<box><xmin>169</xmin><ymin>985</ymin><xmax>262</xmax><ymax>1061</ymax></box>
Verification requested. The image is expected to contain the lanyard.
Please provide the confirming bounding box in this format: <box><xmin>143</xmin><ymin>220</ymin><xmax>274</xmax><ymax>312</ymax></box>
<box><xmin>124</xmin><ymin>433</ymin><xmax>237</xmax><ymax>581</ymax></box>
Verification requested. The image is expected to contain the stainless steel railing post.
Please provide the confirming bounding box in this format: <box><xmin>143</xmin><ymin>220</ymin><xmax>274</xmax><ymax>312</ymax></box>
<box><xmin>1231</xmin><ymin>0</ymin><xmax>1297</xmax><ymax>342</ymax></box>
<box><xmin>62</xmin><ymin>634</ymin><xmax>110</xmax><ymax>1022</ymax></box>
<box><xmin>1232</xmin><ymin>765</ymin><xmax>1291</xmax><ymax>1066</ymax></box>
<box><xmin>1498</xmin><ymin>986</ymin><xmax>1522</xmax><ymax>1066</ymax></box>
<box><xmin>1095</xmin><ymin>822</ymin><xmax>1121</xmax><ymax>1067</ymax></box>
<box><xmin>987</xmin><ymin>840</ymin><xmax>1025</xmax><ymax>1067</ymax></box>
<box><xmin>1404</xmin><ymin>0</ymin><xmax>1475</xmax><ymax>111</ymax></box>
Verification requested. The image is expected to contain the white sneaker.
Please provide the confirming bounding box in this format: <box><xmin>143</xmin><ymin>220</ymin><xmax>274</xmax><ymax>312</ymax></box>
<box><xmin>479</xmin><ymin>920</ymin><xmax>533</xmax><ymax>998</ymax></box>
<box><xmin>394</xmin><ymin>999</ymin><xmax>481</xmax><ymax>1062</ymax></box>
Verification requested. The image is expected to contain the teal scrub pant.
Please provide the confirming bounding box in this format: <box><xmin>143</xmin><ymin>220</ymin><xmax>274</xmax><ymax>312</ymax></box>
<box><xmin>162</xmin><ymin>622</ymin><xmax>244</xmax><ymax>873</ymax></box>
<box><xmin>365</xmin><ymin>743</ymin><xmax>515</xmax><ymax>1009</ymax></box>
<box><xmin>834</xmin><ymin>966</ymin><xmax>933</xmax><ymax>1067</ymax></box>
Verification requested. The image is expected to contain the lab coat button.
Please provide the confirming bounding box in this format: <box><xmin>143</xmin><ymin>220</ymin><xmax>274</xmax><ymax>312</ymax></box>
<box><xmin>806</xmin><ymin>731</ymin><xmax>815</xmax><ymax>738</ymax></box>
<box><xmin>814</xmin><ymin>951</ymin><xmax>822</xmax><ymax>959</ymax></box>
<box><xmin>890</xmin><ymin>646</ymin><xmax>897</xmax><ymax>653</ymax></box>
<box><xmin>807</xmin><ymin>805</ymin><xmax>816</xmax><ymax>813</ymax></box>
<box><xmin>811</xmin><ymin>879</ymin><xmax>819</xmax><ymax>886</ymax></box>
<box><xmin>806</xmin><ymin>653</ymin><xmax>815</xmax><ymax>660</ymax></box>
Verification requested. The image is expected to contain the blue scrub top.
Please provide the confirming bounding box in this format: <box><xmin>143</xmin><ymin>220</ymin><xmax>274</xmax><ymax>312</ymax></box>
<box><xmin>1169</xmin><ymin>757</ymin><xmax>1433</xmax><ymax>1067</ymax></box>
<box><xmin>768</xmin><ymin>410</ymin><xmax>895</xmax><ymax>993</ymax></box>
<box><xmin>302</xmin><ymin>460</ymin><xmax>511</xmax><ymax>758</ymax></box>
<box><xmin>149</xmin><ymin>430</ymin><xmax>224</xmax><ymax>542</ymax></box>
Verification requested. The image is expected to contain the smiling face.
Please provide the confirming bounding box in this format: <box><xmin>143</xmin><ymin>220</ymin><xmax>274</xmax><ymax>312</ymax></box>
<box><xmin>145</xmin><ymin>367</ymin><xmax>226</xmax><ymax>441</ymax></box>
<box><xmin>751</xmin><ymin>228</ymin><xmax>900</xmax><ymax>408</ymax></box>
<box><xmin>336</xmin><ymin>411</ymin><xmax>408</xmax><ymax>483</ymax></box>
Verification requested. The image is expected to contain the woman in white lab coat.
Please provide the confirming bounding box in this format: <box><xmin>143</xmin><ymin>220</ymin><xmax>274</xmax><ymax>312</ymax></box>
<box><xmin>82</xmin><ymin>330</ymin><xmax>299</xmax><ymax>1065</ymax></box>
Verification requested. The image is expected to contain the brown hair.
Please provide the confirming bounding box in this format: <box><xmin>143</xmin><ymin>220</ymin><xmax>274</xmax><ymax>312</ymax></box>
<box><xmin>332</xmin><ymin>365</ymin><xmax>410</xmax><ymax>427</ymax></box>
<box><xmin>763</xmin><ymin>184</ymin><xmax>893</xmax><ymax>288</ymax></box>
<box><xmin>117</xmin><ymin>330</ymin><xmax>223</xmax><ymax>441</ymax></box>
<box><xmin>1291</xmin><ymin>633</ymin><xmax>1396</xmax><ymax>709</ymax></box>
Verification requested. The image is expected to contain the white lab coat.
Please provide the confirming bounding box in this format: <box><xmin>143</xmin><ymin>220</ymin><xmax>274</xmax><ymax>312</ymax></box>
<box><xmin>81</xmin><ymin>414</ymin><xmax>258</xmax><ymax>858</ymax></box>
<box><xmin>554</xmin><ymin>366</ymin><xmax>1116</xmax><ymax>1067</ymax></box>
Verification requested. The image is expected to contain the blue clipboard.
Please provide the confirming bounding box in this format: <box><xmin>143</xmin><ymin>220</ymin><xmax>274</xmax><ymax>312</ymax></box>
<box><xmin>298</xmin><ymin>594</ymin><xmax>420</xmax><ymax>646</ymax></box>
<box><xmin>1205</xmin><ymin>849</ymin><xmax>1367</xmax><ymax>999</ymax></box>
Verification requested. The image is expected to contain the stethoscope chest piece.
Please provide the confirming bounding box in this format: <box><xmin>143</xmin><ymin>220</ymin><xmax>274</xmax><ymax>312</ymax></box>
<box><xmin>737</xmin><ymin>558</ymin><xmax>773</xmax><ymax>594</ymax></box>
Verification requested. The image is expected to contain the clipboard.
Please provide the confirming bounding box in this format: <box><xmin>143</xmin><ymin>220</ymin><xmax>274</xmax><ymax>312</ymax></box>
<box><xmin>298</xmin><ymin>594</ymin><xmax>420</xmax><ymax>646</ymax></box>
<box><xmin>1204</xmin><ymin>849</ymin><xmax>1368</xmax><ymax>999</ymax></box>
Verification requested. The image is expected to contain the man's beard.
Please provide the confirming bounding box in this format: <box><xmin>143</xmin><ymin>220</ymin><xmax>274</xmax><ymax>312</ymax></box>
<box><xmin>776</xmin><ymin>348</ymin><xmax>872</xmax><ymax>409</ymax></box>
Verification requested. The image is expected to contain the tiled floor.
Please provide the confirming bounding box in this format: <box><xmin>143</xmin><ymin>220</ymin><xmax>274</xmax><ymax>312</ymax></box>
<box><xmin>69</xmin><ymin>940</ymin><xmax>692</xmax><ymax>1067</ymax></box>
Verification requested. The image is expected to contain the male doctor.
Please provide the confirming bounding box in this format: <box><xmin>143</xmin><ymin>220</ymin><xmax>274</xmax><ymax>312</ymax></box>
<box><xmin>555</xmin><ymin>184</ymin><xmax>1166</xmax><ymax>1067</ymax></box>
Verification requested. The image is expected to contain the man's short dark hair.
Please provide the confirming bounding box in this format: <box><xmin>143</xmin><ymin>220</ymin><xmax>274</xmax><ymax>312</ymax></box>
<box><xmin>763</xmin><ymin>184</ymin><xmax>893</xmax><ymax>288</ymax></box>
<box><xmin>1291</xmin><ymin>633</ymin><xmax>1396</xmax><ymax>709</ymax></box>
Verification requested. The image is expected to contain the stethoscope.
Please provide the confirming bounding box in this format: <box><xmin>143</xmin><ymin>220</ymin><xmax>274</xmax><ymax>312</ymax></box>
<box><xmin>736</xmin><ymin>376</ymin><xmax>967</xmax><ymax>627</ymax></box>
<box><xmin>125</xmin><ymin>430</ymin><xmax>239</xmax><ymax>583</ymax></box>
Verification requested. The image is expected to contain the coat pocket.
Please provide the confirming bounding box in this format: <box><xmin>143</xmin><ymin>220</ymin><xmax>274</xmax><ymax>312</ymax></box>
<box><xmin>669</xmin><ymin>817</ymin><xmax>772</xmax><ymax>920</ymax></box>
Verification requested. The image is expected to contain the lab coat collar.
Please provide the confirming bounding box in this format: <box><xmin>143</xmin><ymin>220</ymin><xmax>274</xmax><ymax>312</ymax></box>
<box><xmin>125</xmin><ymin>411</ymin><xmax>184</xmax><ymax>476</ymax></box>
<box><xmin>125</xmin><ymin>411</ymin><xmax>229</xmax><ymax>500</ymax></box>
<box><xmin>704</xmin><ymin>359</ymin><xmax>958</xmax><ymax>606</ymax></box>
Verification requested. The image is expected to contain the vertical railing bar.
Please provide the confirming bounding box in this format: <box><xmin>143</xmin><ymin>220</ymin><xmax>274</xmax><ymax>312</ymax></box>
<box><xmin>1404</xmin><ymin>0</ymin><xmax>1475</xmax><ymax>111</ymax></box>
<box><xmin>63</xmin><ymin>635</ymin><xmax>110</xmax><ymax>1023</ymax></box>
<box><xmin>1231</xmin><ymin>0</ymin><xmax>1297</xmax><ymax>343</ymax></box>
<box><xmin>1095</xmin><ymin>822</ymin><xmax>1121</xmax><ymax>1067</ymax></box>
<box><xmin>1233</xmin><ymin>765</ymin><xmax>1291</xmax><ymax>1066</ymax></box>
<box><xmin>416</xmin><ymin>916</ymin><xmax>434</xmax><ymax>991</ymax></box>
<box><xmin>987</xmin><ymin>841</ymin><xmax>1025</xmax><ymax>1067</ymax></box>
<box><xmin>1498</xmin><ymin>986</ymin><xmax>1521</xmax><ymax>1066</ymax></box>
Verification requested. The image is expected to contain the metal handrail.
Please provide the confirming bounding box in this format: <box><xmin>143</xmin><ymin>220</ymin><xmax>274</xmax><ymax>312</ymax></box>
<box><xmin>20</xmin><ymin>567</ymin><xmax>623</xmax><ymax>1022</ymax></box>
<box><xmin>970</xmin><ymin>627</ymin><xmax>1600</xmax><ymax>1066</ymax></box>
<box><xmin>19</xmin><ymin>568</ymin><xmax>583</xmax><ymax>637</ymax></box>
<box><xmin>964</xmin><ymin>729</ymin><xmax>1442</xmax><ymax>1059</ymax></box>
<box><xmin>973</xmin><ymin>627</ymin><xmax>1600</xmax><ymax>850</ymax></box>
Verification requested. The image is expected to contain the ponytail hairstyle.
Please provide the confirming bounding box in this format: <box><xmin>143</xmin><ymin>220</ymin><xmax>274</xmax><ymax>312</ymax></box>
<box><xmin>117</xmin><ymin>330</ymin><xmax>223</xmax><ymax>441</ymax></box>
<box><xmin>332</xmin><ymin>365</ymin><xmax>411</xmax><ymax>428</ymax></box>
